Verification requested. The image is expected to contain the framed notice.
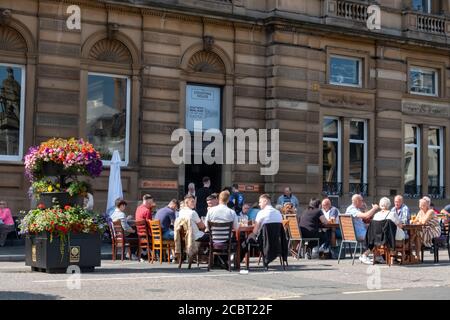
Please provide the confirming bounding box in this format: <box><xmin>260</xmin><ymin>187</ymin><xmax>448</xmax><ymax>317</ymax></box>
<box><xmin>186</xmin><ymin>84</ymin><xmax>221</xmax><ymax>132</ymax></box>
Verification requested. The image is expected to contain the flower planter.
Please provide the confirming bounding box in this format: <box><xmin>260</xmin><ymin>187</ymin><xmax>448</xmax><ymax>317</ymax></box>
<box><xmin>39</xmin><ymin>192</ymin><xmax>84</xmax><ymax>208</ymax></box>
<box><xmin>25</xmin><ymin>232</ymin><xmax>101</xmax><ymax>273</ymax></box>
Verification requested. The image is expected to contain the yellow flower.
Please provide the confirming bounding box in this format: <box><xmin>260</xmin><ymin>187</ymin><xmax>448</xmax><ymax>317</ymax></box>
<box><xmin>56</xmin><ymin>183</ymin><xmax>60</xmax><ymax>188</ymax></box>
<box><xmin>47</xmin><ymin>186</ymin><xmax>53</xmax><ymax>192</ymax></box>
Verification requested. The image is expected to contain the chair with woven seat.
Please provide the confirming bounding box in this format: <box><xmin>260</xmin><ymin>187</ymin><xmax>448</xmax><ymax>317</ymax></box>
<box><xmin>135</xmin><ymin>220</ymin><xmax>153</xmax><ymax>263</ymax></box>
<box><xmin>337</xmin><ymin>214</ymin><xmax>364</xmax><ymax>265</ymax></box>
<box><xmin>148</xmin><ymin>219</ymin><xmax>174</xmax><ymax>264</ymax></box>
<box><xmin>112</xmin><ymin>220</ymin><xmax>138</xmax><ymax>261</ymax></box>
<box><xmin>207</xmin><ymin>221</ymin><xmax>234</xmax><ymax>272</ymax></box>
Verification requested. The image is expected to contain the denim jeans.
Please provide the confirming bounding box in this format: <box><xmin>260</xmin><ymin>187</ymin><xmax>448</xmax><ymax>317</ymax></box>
<box><xmin>162</xmin><ymin>229</ymin><xmax>174</xmax><ymax>240</ymax></box>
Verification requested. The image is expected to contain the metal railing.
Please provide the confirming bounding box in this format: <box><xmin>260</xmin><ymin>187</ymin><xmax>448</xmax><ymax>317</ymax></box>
<box><xmin>349</xmin><ymin>183</ymin><xmax>368</xmax><ymax>196</ymax></box>
<box><xmin>323</xmin><ymin>181</ymin><xmax>343</xmax><ymax>196</ymax></box>
<box><xmin>404</xmin><ymin>185</ymin><xmax>422</xmax><ymax>199</ymax></box>
<box><xmin>427</xmin><ymin>186</ymin><xmax>445</xmax><ymax>199</ymax></box>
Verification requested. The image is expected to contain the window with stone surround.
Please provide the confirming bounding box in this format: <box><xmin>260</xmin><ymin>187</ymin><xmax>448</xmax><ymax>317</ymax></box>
<box><xmin>404</xmin><ymin>124</ymin><xmax>421</xmax><ymax>198</ymax></box>
<box><xmin>329</xmin><ymin>55</ymin><xmax>362</xmax><ymax>88</ymax></box>
<box><xmin>427</xmin><ymin>127</ymin><xmax>444</xmax><ymax>198</ymax></box>
<box><xmin>0</xmin><ymin>63</ymin><xmax>25</xmax><ymax>161</ymax></box>
<box><xmin>349</xmin><ymin>120</ymin><xmax>368</xmax><ymax>196</ymax></box>
<box><xmin>323</xmin><ymin>117</ymin><xmax>342</xmax><ymax>196</ymax></box>
<box><xmin>409</xmin><ymin>66</ymin><xmax>438</xmax><ymax>96</ymax></box>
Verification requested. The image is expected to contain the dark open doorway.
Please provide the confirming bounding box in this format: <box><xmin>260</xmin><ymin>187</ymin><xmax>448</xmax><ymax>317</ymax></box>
<box><xmin>185</xmin><ymin>163</ymin><xmax>222</xmax><ymax>194</ymax></box>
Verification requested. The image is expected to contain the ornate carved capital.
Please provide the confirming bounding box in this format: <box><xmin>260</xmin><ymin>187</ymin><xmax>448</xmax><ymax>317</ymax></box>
<box><xmin>0</xmin><ymin>9</ymin><xmax>12</xmax><ymax>26</ymax></box>
<box><xmin>203</xmin><ymin>36</ymin><xmax>214</xmax><ymax>52</ymax></box>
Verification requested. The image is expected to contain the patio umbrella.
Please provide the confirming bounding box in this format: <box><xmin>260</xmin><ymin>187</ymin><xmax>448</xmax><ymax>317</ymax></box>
<box><xmin>105</xmin><ymin>150</ymin><xmax>123</xmax><ymax>217</ymax></box>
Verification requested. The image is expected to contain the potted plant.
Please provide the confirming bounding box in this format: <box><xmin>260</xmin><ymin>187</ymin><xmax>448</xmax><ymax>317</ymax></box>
<box><xmin>22</xmin><ymin>138</ymin><xmax>104</xmax><ymax>273</ymax></box>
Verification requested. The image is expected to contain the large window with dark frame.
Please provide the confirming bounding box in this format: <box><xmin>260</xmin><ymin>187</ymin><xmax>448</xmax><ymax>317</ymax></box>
<box><xmin>0</xmin><ymin>64</ymin><xmax>25</xmax><ymax>162</ymax></box>
<box><xmin>87</xmin><ymin>73</ymin><xmax>130</xmax><ymax>165</ymax></box>
<box><xmin>409</xmin><ymin>67</ymin><xmax>438</xmax><ymax>97</ymax></box>
<box><xmin>404</xmin><ymin>124</ymin><xmax>421</xmax><ymax>198</ymax></box>
<box><xmin>412</xmin><ymin>0</ymin><xmax>432</xmax><ymax>13</ymax></box>
<box><xmin>323</xmin><ymin>117</ymin><xmax>342</xmax><ymax>195</ymax></box>
<box><xmin>329</xmin><ymin>55</ymin><xmax>362</xmax><ymax>88</ymax></box>
<box><xmin>428</xmin><ymin>127</ymin><xmax>444</xmax><ymax>198</ymax></box>
<box><xmin>349</xmin><ymin>120</ymin><xmax>368</xmax><ymax>196</ymax></box>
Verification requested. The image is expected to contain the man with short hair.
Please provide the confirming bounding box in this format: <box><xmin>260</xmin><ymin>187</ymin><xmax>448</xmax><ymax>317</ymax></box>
<box><xmin>239</xmin><ymin>203</ymin><xmax>251</xmax><ymax>219</ymax></box>
<box><xmin>345</xmin><ymin>194</ymin><xmax>379</xmax><ymax>264</ymax></box>
<box><xmin>195</xmin><ymin>177</ymin><xmax>213</xmax><ymax>218</ymax></box>
<box><xmin>321</xmin><ymin>198</ymin><xmax>339</xmax><ymax>222</ymax></box>
<box><xmin>135</xmin><ymin>194</ymin><xmax>155</xmax><ymax>222</ymax></box>
<box><xmin>277</xmin><ymin>187</ymin><xmax>300</xmax><ymax>210</ymax></box>
<box><xmin>187</xmin><ymin>183</ymin><xmax>196</xmax><ymax>198</ymax></box>
<box><xmin>205</xmin><ymin>191</ymin><xmax>239</xmax><ymax>232</ymax></box>
<box><xmin>253</xmin><ymin>194</ymin><xmax>283</xmax><ymax>235</ymax></box>
<box><xmin>178</xmin><ymin>194</ymin><xmax>208</xmax><ymax>242</ymax></box>
<box><xmin>390</xmin><ymin>195</ymin><xmax>410</xmax><ymax>225</ymax></box>
<box><xmin>206</xmin><ymin>193</ymin><xmax>219</xmax><ymax>213</ymax></box>
<box><xmin>155</xmin><ymin>199</ymin><xmax>179</xmax><ymax>240</ymax></box>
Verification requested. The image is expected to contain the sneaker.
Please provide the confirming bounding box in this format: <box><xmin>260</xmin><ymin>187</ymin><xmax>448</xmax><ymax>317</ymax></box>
<box><xmin>375</xmin><ymin>255</ymin><xmax>386</xmax><ymax>264</ymax></box>
<box><xmin>359</xmin><ymin>255</ymin><xmax>373</xmax><ymax>265</ymax></box>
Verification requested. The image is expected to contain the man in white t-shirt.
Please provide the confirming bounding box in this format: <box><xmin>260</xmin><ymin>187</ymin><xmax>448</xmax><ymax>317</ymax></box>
<box><xmin>177</xmin><ymin>194</ymin><xmax>208</xmax><ymax>242</ymax></box>
<box><xmin>253</xmin><ymin>194</ymin><xmax>283</xmax><ymax>235</ymax></box>
<box><xmin>206</xmin><ymin>191</ymin><xmax>239</xmax><ymax>232</ymax></box>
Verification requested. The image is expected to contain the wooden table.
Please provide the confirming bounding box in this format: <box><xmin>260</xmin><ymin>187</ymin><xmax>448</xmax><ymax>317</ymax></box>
<box><xmin>234</xmin><ymin>225</ymin><xmax>254</xmax><ymax>271</ymax></box>
<box><xmin>321</xmin><ymin>223</ymin><xmax>340</xmax><ymax>247</ymax></box>
<box><xmin>403</xmin><ymin>224</ymin><xmax>424</xmax><ymax>264</ymax></box>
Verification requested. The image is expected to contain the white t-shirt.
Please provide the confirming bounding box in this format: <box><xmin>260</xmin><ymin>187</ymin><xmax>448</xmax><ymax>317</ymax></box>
<box><xmin>205</xmin><ymin>204</ymin><xmax>239</xmax><ymax>231</ymax></box>
<box><xmin>177</xmin><ymin>208</ymin><xmax>204</xmax><ymax>240</ymax></box>
<box><xmin>255</xmin><ymin>205</ymin><xmax>283</xmax><ymax>231</ymax></box>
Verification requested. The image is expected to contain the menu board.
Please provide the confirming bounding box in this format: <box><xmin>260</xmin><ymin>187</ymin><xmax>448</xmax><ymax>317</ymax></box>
<box><xmin>186</xmin><ymin>85</ymin><xmax>221</xmax><ymax>132</ymax></box>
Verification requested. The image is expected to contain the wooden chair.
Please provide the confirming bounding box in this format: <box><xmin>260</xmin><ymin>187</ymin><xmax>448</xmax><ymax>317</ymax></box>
<box><xmin>286</xmin><ymin>214</ymin><xmax>319</xmax><ymax>259</ymax></box>
<box><xmin>338</xmin><ymin>214</ymin><xmax>364</xmax><ymax>265</ymax></box>
<box><xmin>207</xmin><ymin>221</ymin><xmax>234</xmax><ymax>272</ymax></box>
<box><xmin>148</xmin><ymin>220</ymin><xmax>174</xmax><ymax>264</ymax></box>
<box><xmin>135</xmin><ymin>220</ymin><xmax>153</xmax><ymax>263</ymax></box>
<box><xmin>388</xmin><ymin>240</ymin><xmax>406</xmax><ymax>265</ymax></box>
<box><xmin>108</xmin><ymin>221</ymin><xmax>117</xmax><ymax>261</ymax></box>
<box><xmin>112</xmin><ymin>220</ymin><xmax>138</xmax><ymax>261</ymax></box>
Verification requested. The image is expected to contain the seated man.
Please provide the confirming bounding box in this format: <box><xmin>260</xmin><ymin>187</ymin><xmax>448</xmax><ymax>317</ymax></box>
<box><xmin>177</xmin><ymin>195</ymin><xmax>208</xmax><ymax>242</ymax></box>
<box><xmin>205</xmin><ymin>191</ymin><xmax>239</xmax><ymax>233</ymax></box>
<box><xmin>110</xmin><ymin>199</ymin><xmax>135</xmax><ymax>236</ymax></box>
<box><xmin>345</xmin><ymin>194</ymin><xmax>379</xmax><ymax>264</ymax></box>
<box><xmin>155</xmin><ymin>199</ymin><xmax>179</xmax><ymax>240</ymax></box>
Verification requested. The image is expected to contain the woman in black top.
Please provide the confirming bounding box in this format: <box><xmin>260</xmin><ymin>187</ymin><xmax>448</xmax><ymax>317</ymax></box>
<box><xmin>299</xmin><ymin>199</ymin><xmax>329</xmax><ymax>249</ymax></box>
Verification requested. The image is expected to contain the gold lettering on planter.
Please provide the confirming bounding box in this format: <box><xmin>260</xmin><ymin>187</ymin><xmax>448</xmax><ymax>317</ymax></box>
<box><xmin>70</xmin><ymin>246</ymin><xmax>80</xmax><ymax>263</ymax></box>
<box><xmin>31</xmin><ymin>245</ymin><xmax>37</xmax><ymax>262</ymax></box>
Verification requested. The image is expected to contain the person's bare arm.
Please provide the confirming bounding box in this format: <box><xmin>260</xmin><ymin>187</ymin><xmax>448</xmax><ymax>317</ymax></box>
<box><xmin>356</xmin><ymin>204</ymin><xmax>379</xmax><ymax>220</ymax></box>
<box><xmin>197</xmin><ymin>221</ymin><xmax>206</xmax><ymax>231</ymax></box>
<box><xmin>420</xmin><ymin>210</ymin><xmax>435</xmax><ymax>224</ymax></box>
<box><xmin>252</xmin><ymin>222</ymin><xmax>260</xmax><ymax>235</ymax></box>
<box><xmin>319</xmin><ymin>215</ymin><xmax>329</xmax><ymax>225</ymax></box>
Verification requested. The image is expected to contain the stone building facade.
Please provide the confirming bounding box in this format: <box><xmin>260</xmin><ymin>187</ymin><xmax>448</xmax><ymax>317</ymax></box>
<box><xmin>1</xmin><ymin>0</ymin><xmax>450</xmax><ymax>214</ymax></box>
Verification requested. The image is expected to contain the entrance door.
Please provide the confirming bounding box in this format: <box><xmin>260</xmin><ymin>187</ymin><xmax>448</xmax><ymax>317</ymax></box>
<box><xmin>184</xmin><ymin>84</ymin><xmax>222</xmax><ymax>194</ymax></box>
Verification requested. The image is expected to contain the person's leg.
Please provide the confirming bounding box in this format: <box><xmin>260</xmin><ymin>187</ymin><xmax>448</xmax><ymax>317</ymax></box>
<box><xmin>162</xmin><ymin>229</ymin><xmax>174</xmax><ymax>240</ymax></box>
<box><xmin>0</xmin><ymin>226</ymin><xmax>8</xmax><ymax>246</ymax></box>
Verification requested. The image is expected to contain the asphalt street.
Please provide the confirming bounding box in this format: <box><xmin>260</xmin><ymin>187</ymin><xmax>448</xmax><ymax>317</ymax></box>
<box><xmin>0</xmin><ymin>253</ymin><xmax>449</xmax><ymax>300</ymax></box>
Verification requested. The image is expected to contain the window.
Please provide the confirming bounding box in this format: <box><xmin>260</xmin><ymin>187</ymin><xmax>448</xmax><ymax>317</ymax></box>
<box><xmin>329</xmin><ymin>55</ymin><xmax>362</xmax><ymax>87</ymax></box>
<box><xmin>428</xmin><ymin>127</ymin><xmax>444</xmax><ymax>197</ymax></box>
<box><xmin>404</xmin><ymin>124</ymin><xmax>421</xmax><ymax>198</ymax></box>
<box><xmin>409</xmin><ymin>67</ymin><xmax>438</xmax><ymax>96</ymax></box>
<box><xmin>349</xmin><ymin>120</ymin><xmax>367</xmax><ymax>195</ymax></box>
<box><xmin>87</xmin><ymin>73</ymin><xmax>130</xmax><ymax>165</ymax></box>
<box><xmin>412</xmin><ymin>0</ymin><xmax>431</xmax><ymax>13</ymax></box>
<box><xmin>0</xmin><ymin>64</ymin><xmax>25</xmax><ymax>161</ymax></box>
<box><xmin>323</xmin><ymin>118</ymin><xmax>342</xmax><ymax>195</ymax></box>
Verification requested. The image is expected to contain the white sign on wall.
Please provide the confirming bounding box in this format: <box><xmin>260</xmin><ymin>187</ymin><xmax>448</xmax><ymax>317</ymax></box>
<box><xmin>186</xmin><ymin>85</ymin><xmax>221</xmax><ymax>132</ymax></box>
<box><xmin>367</xmin><ymin>5</ymin><xmax>381</xmax><ymax>31</ymax></box>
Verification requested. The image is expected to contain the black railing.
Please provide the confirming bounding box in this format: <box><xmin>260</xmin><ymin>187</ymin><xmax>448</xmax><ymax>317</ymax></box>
<box><xmin>427</xmin><ymin>186</ymin><xmax>445</xmax><ymax>199</ymax></box>
<box><xmin>404</xmin><ymin>185</ymin><xmax>422</xmax><ymax>199</ymax></box>
<box><xmin>322</xmin><ymin>181</ymin><xmax>343</xmax><ymax>196</ymax></box>
<box><xmin>349</xmin><ymin>183</ymin><xmax>368</xmax><ymax>196</ymax></box>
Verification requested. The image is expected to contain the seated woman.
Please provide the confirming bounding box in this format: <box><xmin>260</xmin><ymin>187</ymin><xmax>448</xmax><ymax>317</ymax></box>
<box><xmin>0</xmin><ymin>201</ymin><xmax>15</xmax><ymax>247</ymax></box>
<box><xmin>298</xmin><ymin>198</ymin><xmax>329</xmax><ymax>255</ymax></box>
<box><xmin>372</xmin><ymin>197</ymin><xmax>405</xmax><ymax>241</ymax></box>
<box><xmin>414</xmin><ymin>197</ymin><xmax>441</xmax><ymax>248</ymax></box>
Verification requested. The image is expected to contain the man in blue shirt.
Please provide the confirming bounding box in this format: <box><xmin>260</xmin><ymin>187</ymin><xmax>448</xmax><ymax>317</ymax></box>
<box><xmin>229</xmin><ymin>184</ymin><xmax>245</xmax><ymax>214</ymax></box>
<box><xmin>277</xmin><ymin>187</ymin><xmax>300</xmax><ymax>210</ymax></box>
<box><xmin>155</xmin><ymin>199</ymin><xmax>179</xmax><ymax>240</ymax></box>
<box><xmin>390</xmin><ymin>195</ymin><xmax>410</xmax><ymax>224</ymax></box>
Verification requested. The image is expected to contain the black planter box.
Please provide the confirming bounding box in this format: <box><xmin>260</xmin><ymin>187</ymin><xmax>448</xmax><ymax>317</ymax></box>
<box><xmin>39</xmin><ymin>192</ymin><xmax>83</xmax><ymax>208</ymax></box>
<box><xmin>25</xmin><ymin>232</ymin><xmax>101</xmax><ymax>273</ymax></box>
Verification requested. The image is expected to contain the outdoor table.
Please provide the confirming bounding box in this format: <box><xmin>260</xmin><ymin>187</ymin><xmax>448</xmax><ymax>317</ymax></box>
<box><xmin>403</xmin><ymin>224</ymin><xmax>424</xmax><ymax>264</ymax></box>
<box><xmin>234</xmin><ymin>225</ymin><xmax>254</xmax><ymax>271</ymax></box>
<box><xmin>321</xmin><ymin>223</ymin><xmax>340</xmax><ymax>247</ymax></box>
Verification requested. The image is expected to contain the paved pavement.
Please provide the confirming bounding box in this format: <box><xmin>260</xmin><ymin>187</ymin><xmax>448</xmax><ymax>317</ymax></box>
<box><xmin>0</xmin><ymin>249</ymin><xmax>449</xmax><ymax>300</ymax></box>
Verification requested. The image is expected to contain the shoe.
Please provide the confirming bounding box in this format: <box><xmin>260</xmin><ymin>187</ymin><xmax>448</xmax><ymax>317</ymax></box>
<box><xmin>375</xmin><ymin>256</ymin><xmax>386</xmax><ymax>264</ymax></box>
<box><xmin>359</xmin><ymin>255</ymin><xmax>372</xmax><ymax>265</ymax></box>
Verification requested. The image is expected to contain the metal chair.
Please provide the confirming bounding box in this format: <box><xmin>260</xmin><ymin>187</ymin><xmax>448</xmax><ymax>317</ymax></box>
<box><xmin>337</xmin><ymin>214</ymin><xmax>364</xmax><ymax>265</ymax></box>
